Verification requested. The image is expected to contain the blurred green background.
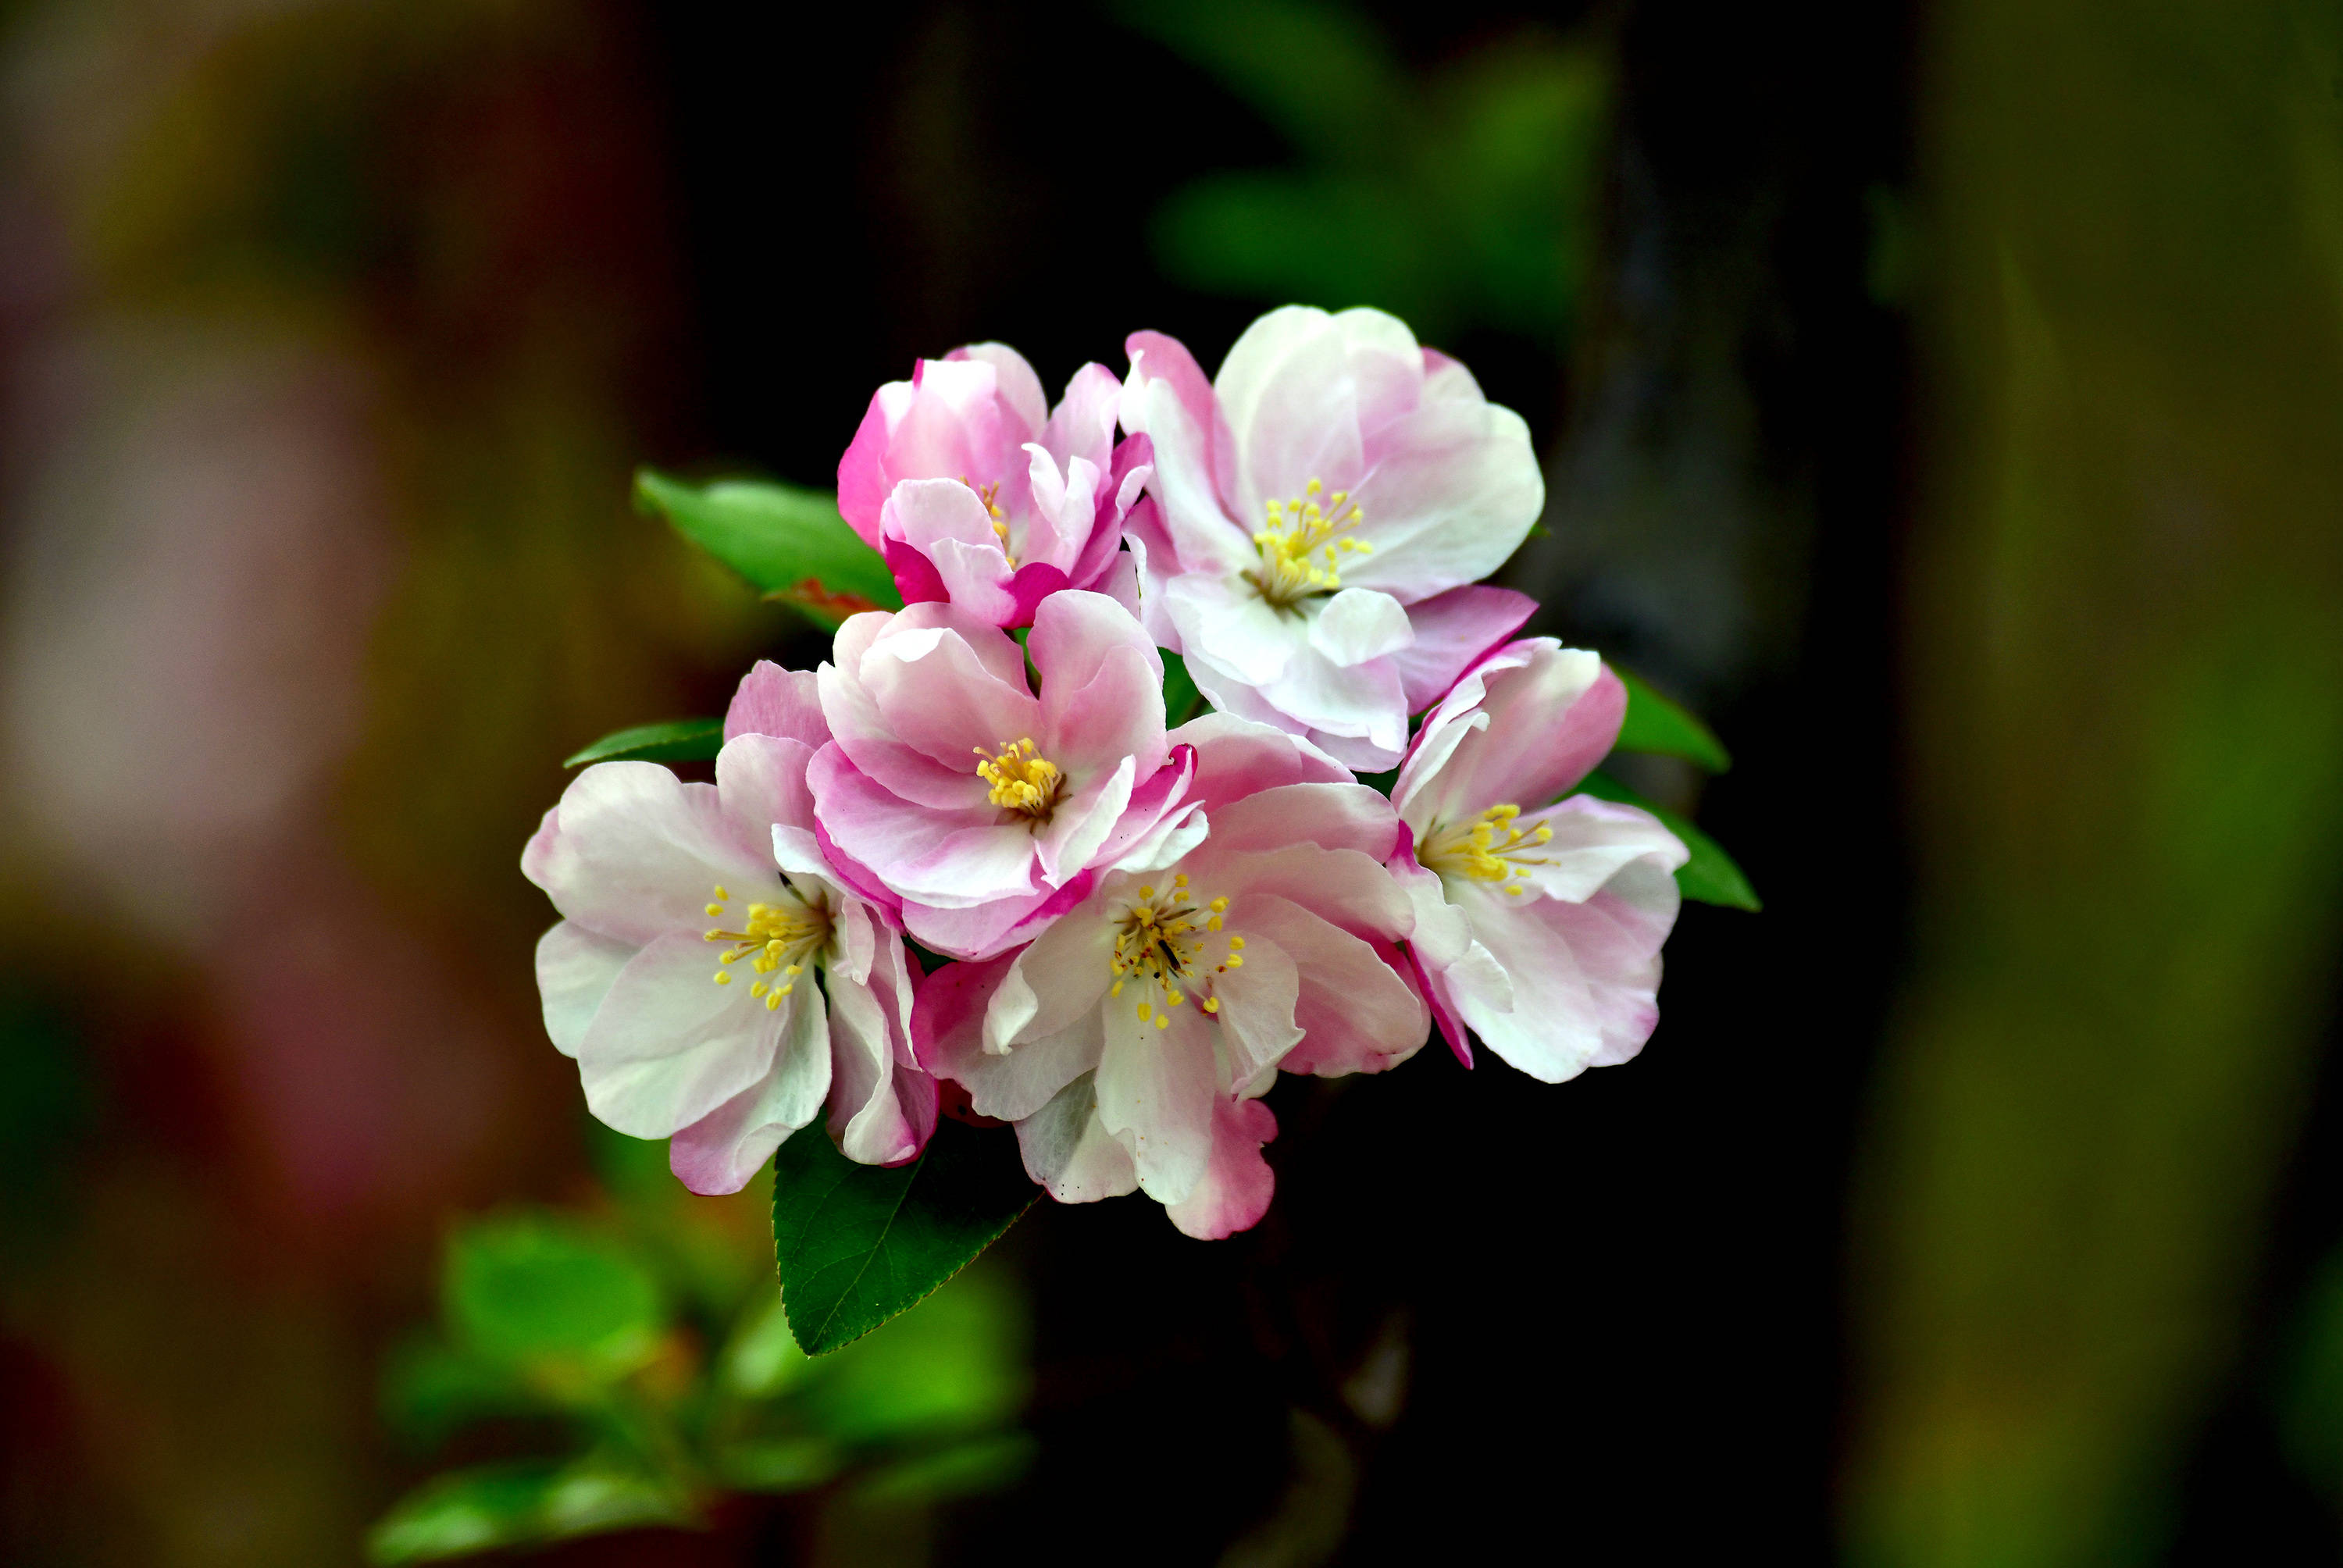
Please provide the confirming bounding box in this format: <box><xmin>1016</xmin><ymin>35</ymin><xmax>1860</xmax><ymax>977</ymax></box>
<box><xmin>2</xmin><ymin>0</ymin><xmax>2339</xmax><ymax>1563</ymax></box>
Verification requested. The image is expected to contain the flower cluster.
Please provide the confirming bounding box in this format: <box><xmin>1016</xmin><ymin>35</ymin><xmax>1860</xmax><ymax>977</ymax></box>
<box><xmin>526</xmin><ymin>307</ymin><xmax>1689</xmax><ymax>1239</ymax></box>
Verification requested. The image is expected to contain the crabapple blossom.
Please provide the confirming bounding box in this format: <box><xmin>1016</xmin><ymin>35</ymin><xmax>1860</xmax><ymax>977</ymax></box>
<box><xmin>522</xmin><ymin>661</ymin><xmax>934</xmax><ymax>1195</ymax></box>
<box><xmin>809</xmin><ymin>590</ymin><xmax>1205</xmax><ymax>961</ymax></box>
<box><xmin>1119</xmin><ymin>305</ymin><xmax>1542</xmax><ymax>768</ymax></box>
<box><xmin>1389</xmin><ymin>640</ymin><xmax>1688</xmax><ymax>1082</ymax></box>
<box><xmin>838</xmin><ymin>344</ymin><xmax>1152</xmax><ymax>627</ymax></box>
<box><xmin>914</xmin><ymin>715</ymin><xmax>1426</xmax><ymax>1239</ymax></box>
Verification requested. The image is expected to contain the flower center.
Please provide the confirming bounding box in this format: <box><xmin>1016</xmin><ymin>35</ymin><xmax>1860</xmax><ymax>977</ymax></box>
<box><xmin>962</xmin><ymin>476</ymin><xmax>1014</xmax><ymax>566</ymax></box>
<box><xmin>1418</xmin><ymin>804</ymin><xmax>1553</xmax><ymax>896</ymax></box>
<box><xmin>975</xmin><ymin>737</ymin><xmax>1064</xmax><ymax>820</ymax></box>
<box><xmin>1108</xmin><ymin>873</ymin><xmax>1244</xmax><ymax>1029</ymax></box>
<box><xmin>702</xmin><ymin>885</ymin><xmax>831</xmax><ymax>1010</ymax></box>
<box><xmin>1248</xmin><ymin>477</ymin><xmax>1371</xmax><ymax>611</ymax></box>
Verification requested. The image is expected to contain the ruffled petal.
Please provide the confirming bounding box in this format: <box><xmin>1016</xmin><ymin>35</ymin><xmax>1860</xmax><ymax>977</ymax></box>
<box><xmin>1389</xmin><ymin>586</ymin><xmax>1535</xmax><ymax>713</ymax></box>
<box><xmin>1095</xmin><ymin>1003</ymin><xmax>1218</xmax><ymax>1205</ymax></box>
<box><xmin>522</xmin><ymin>762</ymin><xmax>780</xmax><ymax>947</ymax></box>
<box><xmin>725</xmin><ymin>661</ymin><xmax>829</xmax><ymax>746</ymax></box>
<box><xmin>577</xmin><ymin>930</ymin><xmax>791</xmax><ymax>1138</ymax></box>
<box><xmin>1164</xmin><ymin>1097</ymin><xmax>1278</xmax><ymax>1240</ymax></box>
<box><xmin>667</xmin><ymin>982</ymin><xmax>834</xmax><ymax>1193</ymax></box>
<box><xmin>1018</xmin><ymin>1072</ymin><xmax>1140</xmax><ymax>1204</ymax></box>
<box><xmin>1234</xmin><ymin>893</ymin><xmax>1425</xmax><ymax>1077</ymax></box>
<box><xmin>535</xmin><ymin>921</ymin><xmax>632</xmax><ymax>1058</ymax></box>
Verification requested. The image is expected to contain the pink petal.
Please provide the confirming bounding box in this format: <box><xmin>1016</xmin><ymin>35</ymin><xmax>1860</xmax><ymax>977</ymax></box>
<box><xmin>725</xmin><ymin>661</ymin><xmax>830</xmax><ymax>745</ymax></box>
<box><xmin>1336</xmin><ymin>398</ymin><xmax>1543</xmax><ymax>601</ymax></box>
<box><xmin>668</xmin><ymin>982</ymin><xmax>835</xmax><ymax>1193</ymax></box>
<box><xmin>1452</xmin><ymin>861</ymin><xmax>1680</xmax><ymax>1082</ymax></box>
<box><xmin>716</xmin><ymin>733</ymin><xmax>818</xmax><ymax>844</ymax></box>
<box><xmin>535</xmin><ymin>921</ymin><xmax>631</xmax><ymax>1059</ymax></box>
<box><xmin>1017</xmin><ymin>1073</ymin><xmax>1139</xmax><ymax>1203</ymax></box>
<box><xmin>1172</xmin><ymin>713</ymin><xmax>1350</xmax><ymax>814</ymax></box>
<box><xmin>806</xmin><ymin>744</ymin><xmax>1038</xmax><ymax>908</ymax></box>
<box><xmin>1234</xmin><ymin>893</ymin><xmax>1425</xmax><ymax>1078</ymax></box>
<box><xmin>1095</xmin><ymin>1003</ymin><xmax>1218</xmax><ymax>1204</ymax></box>
<box><xmin>522</xmin><ymin>762</ymin><xmax>778</xmax><ymax>947</ymax></box>
<box><xmin>1400</xmin><ymin>642</ymin><xmax>1621</xmax><ymax>829</ymax></box>
<box><xmin>578</xmin><ymin>930</ymin><xmax>798</xmax><ymax>1138</ymax></box>
<box><xmin>1163</xmin><ymin>1096</ymin><xmax>1278</xmax><ymax>1240</ymax></box>
<box><xmin>911</xmin><ymin>952</ymin><xmax>1017</xmax><ymax>1079</ymax></box>
<box><xmin>1390</xmin><ymin>585</ymin><xmax>1535</xmax><ymax>713</ymax></box>
<box><xmin>947</xmin><ymin>343</ymin><xmax>1047</xmax><ymax>437</ymax></box>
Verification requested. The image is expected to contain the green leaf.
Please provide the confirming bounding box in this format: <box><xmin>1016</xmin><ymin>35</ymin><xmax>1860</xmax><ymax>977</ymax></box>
<box><xmin>635</xmin><ymin>468</ymin><xmax>901</xmax><ymax>627</ymax></box>
<box><xmin>708</xmin><ymin>1437</ymin><xmax>843</xmax><ymax>1495</ymax></box>
<box><xmin>366</xmin><ymin>1456</ymin><xmax>692</xmax><ymax>1564</ymax></box>
<box><xmin>771</xmin><ymin>1119</ymin><xmax>1036</xmax><ymax>1356</ymax></box>
<box><xmin>380</xmin><ymin>1337</ymin><xmax>540</xmax><ymax>1451</ymax></box>
<box><xmin>1161</xmin><ymin>649</ymin><xmax>1204</xmax><ymax>726</ymax></box>
<box><xmin>444</xmin><ymin>1215</ymin><xmax>664</xmax><ymax>1384</ymax></box>
<box><xmin>1578</xmin><ymin>770</ymin><xmax>1762</xmax><ymax>912</ymax></box>
<box><xmin>562</xmin><ymin>718</ymin><xmax>724</xmax><ymax>768</ymax></box>
<box><xmin>1611</xmin><ymin>668</ymin><xmax>1731</xmax><ymax>772</ymax></box>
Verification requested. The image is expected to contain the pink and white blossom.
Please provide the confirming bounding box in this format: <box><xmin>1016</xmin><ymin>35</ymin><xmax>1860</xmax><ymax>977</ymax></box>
<box><xmin>838</xmin><ymin>344</ymin><xmax>1152</xmax><ymax>628</ymax></box>
<box><xmin>1119</xmin><ymin>306</ymin><xmax>1542</xmax><ymax>768</ymax></box>
<box><xmin>522</xmin><ymin>662</ymin><xmax>935</xmax><ymax>1194</ymax></box>
<box><xmin>809</xmin><ymin>590</ymin><xmax>1205</xmax><ymax>961</ymax></box>
<box><xmin>914</xmin><ymin>715</ymin><xmax>1427</xmax><ymax>1239</ymax></box>
<box><xmin>1389</xmin><ymin>640</ymin><xmax>1688</xmax><ymax>1082</ymax></box>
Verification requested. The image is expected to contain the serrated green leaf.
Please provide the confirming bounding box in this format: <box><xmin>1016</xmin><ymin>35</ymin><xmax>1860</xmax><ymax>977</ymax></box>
<box><xmin>1161</xmin><ymin>649</ymin><xmax>1204</xmax><ymax>725</ymax></box>
<box><xmin>771</xmin><ymin>1119</ymin><xmax>1036</xmax><ymax>1356</ymax></box>
<box><xmin>1611</xmin><ymin>668</ymin><xmax>1731</xmax><ymax>772</ymax></box>
<box><xmin>1577</xmin><ymin>770</ymin><xmax>1761</xmax><ymax>911</ymax></box>
<box><xmin>635</xmin><ymin>468</ymin><xmax>901</xmax><ymax>628</ymax></box>
<box><xmin>366</xmin><ymin>1456</ymin><xmax>692</xmax><ymax>1564</ymax></box>
<box><xmin>444</xmin><ymin>1215</ymin><xmax>664</xmax><ymax>1384</ymax></box>
<box><xmin>562</xmin><ymin>718</ymin><xmax>724</xmax><ymax>768</ymax></box>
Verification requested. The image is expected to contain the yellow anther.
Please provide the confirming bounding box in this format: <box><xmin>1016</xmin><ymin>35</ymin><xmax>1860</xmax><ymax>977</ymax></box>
<box><xmin>1419</xmin><ymin>804</ymin><xmax>1554</xmax><ymax>886</ymax></box>
<box><xmin>1137</xmin><ymin>1002</ymin><xmax>1152</xmax><ymax>1021</ymax></box>
<box><xmin>1228</xmin><ymin>936</ymin><xmax>1245</xmax><ymax>950</ymax></box>
<box><xmin>766</xmin><ymin>992</ymin><xmax>785</xmax><ymax>1010</ymax></box>
<box><xmin>705</xmin><ymin>903</ymin><xmax>725</xmax><ymax>918</ymax></box>
<box><xmin>712</xmin><ymin>886</ymin><xmax>729</xmax><ymax>901</ymax></box>
<box><xmin>1173</xmin><ymin>873</ymin><xmax>1188</xmax><ymax>886</ymax></box>
<box><xmin>1209</xmin><ymin>896</ymin><xmax>1229</xmax><ymax>912</ymax></box>
<box><xmin>975</xmin><ymin>737</ymin><xmax>1062</xmax><ymax>816</ymax></box>
<box><xmin>1202</xmin><ymin>997</ymin><xmax>1219</xmax><ymax>1014</ymax></box>
<box><xmin>701</xmin><ymin>883</ymin><xmax>829</xmax><ymax>998</ymax></box>
<box><xmin>1247</xmin><ymin>476</ymin><xmax>1368</xmax><ymax>608</ymax></box>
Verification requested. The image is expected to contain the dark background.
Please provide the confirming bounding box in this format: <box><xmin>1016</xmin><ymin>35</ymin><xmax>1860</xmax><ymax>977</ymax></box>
<box><xmin>5</xmin><ymin>0</ymin><xmax>2341</xmax><ymax>1563</ymax></box>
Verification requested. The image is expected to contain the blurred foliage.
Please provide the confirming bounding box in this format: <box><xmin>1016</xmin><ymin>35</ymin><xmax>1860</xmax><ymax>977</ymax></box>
<box><xmin>368</xmin><ymin>1130</ymin><xmax>1032</xmax><ymax>1563</ymax></box>
<box><xmin>1118</xmin><ymin>0</ymin><xmax>1607</xmax><ymax>345</ymax></box>
<box><xmin>1844</xmin><ymin>0</ymin><xmax>2343</xmax><ymax>1563</ymax></box>
<box><xmin>2278</xmin><ymin>1253</ymin><xmax>2343</xmax><ymax>1508</ymax></box>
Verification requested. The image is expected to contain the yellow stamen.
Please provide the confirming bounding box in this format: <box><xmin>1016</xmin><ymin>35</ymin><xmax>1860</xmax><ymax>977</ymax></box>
<box><xmin>1248</xmin><ymin>478</ymin><xmax>1371</xmax><ymax>609</ymax></box>
<box><xmin>701</xmin><ymin>883</ymin><xmax>831</xmax><ymax>1000</ymax></box>
<box><xmin>1418</xmin><ymin>803</ymin><xmax>1553</xmax><ymax>889</ymax></box>
<box><xmin>974</xmin><ymin>737</ymin><xmax>1063</xmax><ymax>817</ymax></box>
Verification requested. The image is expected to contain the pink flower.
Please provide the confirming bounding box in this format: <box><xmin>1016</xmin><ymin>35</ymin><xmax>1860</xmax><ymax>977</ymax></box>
<box><xmin>914</xmin><ymin>715</ymin><xmax>1427</xmax><ymax>1240</ymax></box>
<box><xmin>522</xmin><ymin>662</ymin><xmax>935</xmax><ymax>1194</ymax></box>
<box><xmin>1388</xmin><ymin>640</ymin><xmax>1688</xmax><ymax>1082</ymax></box>
<box><xmin>838</xmin><ymin>344</ymin><xmax>1152</xmax><ymax>628</ymax></box>
<box><xmin>1119</xmin><ymin>306</ymin><xmax>1542</xmax><ymax>768</ymax></box>
<box><xmin>809</xmin><ymin>590</ymin><xmax>1205</xmax><ymax>961</ymax></box>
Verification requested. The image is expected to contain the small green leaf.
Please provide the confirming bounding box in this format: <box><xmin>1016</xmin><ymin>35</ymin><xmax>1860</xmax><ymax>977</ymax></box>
<box><xmin>1610</xmin><ymin>668</ymin><xmax>1731</xmax><ymax>772</ymax></box>
<box><xmin>366</xmin><ymin>1456</ymin><xmax>692</xmax><ymax>1564</ymax></box>
<box><xmin>771</xmin><ymin>1119</ymin><xmax>1036</xmax><ymax>1356</ymax></box>
<box><xmin>563</xmin><ymin>718</ymin><xmax>724</xmax><ymax>768</ymax></box>
<box><xmin>1161</xmin><ymin>649</ymin><xmax>1204</xmax><ymax>726</ymax></box>
<box><xmin>444</xmin><ymin>1215</ymin><xmax>664</xmax><ymax>1384</ymax></box>
<box><xmin>380</xmin><ymin>1337</ymin><xmax>540</xmax><ymax>1451</ymax></box>
<box><xmin>1578</xmin><ymin>770</ymin><xmax>1761</xmax><ymax>912</ymax></box>
<box><xmin>635</xmin><ymin>468</ymin><xmax>902</xmax><ymax>627</ymax></box>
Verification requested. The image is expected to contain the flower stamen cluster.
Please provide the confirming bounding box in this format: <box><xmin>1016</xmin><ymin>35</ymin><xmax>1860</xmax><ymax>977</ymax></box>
<box><xmin>1419</xmin><ymin>804</ymin><xmax>1553</xmax><ymax>896</ymax></box>
<box><xmin>1249</xmin><ymin>477</ymin><xmax>1370</xmax><ymax>610</ymax></box>
<box><xmin>1108</xmin><ymin>873</ymin><xmax>1241</xmax><ymax>1026</ymax></box>
<box><xmin>704</xmin><ymin>883</ymin><xmax>832</xmax><ymax>1007</ymax></box>
<box><xmin>962</xmin><ymin>476</ymin><xmax>1013</xmax><ymax>565</ymax></box>
<box><xmin>974</xmin><ymin>738</ymin><xmax>1065</xmax><ymax>818</ymax></box>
